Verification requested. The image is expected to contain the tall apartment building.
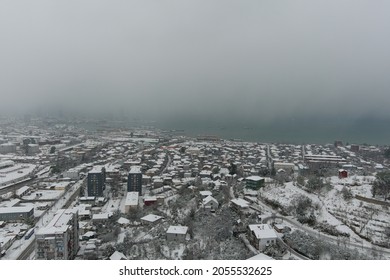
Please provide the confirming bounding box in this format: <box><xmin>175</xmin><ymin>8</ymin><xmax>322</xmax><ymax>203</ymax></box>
<box><xmin>127</xmin><ymin>166</ymin><xmax>142</xmax><ymax>195</ymax></box>
<box><xmin>36</xmin><ymin>209</ymin><xmax>79</xmax><ymax>260</ymax></box>
<box><xmin>87</xmin><ymin>167</ymin><xmax>106</xmax><ymax>197</ymax></box>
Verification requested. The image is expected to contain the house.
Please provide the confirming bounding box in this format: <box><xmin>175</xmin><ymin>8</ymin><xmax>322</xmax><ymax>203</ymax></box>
<box><xmin>202</xmin><ymin>195</ymin><xmax>219</xmax><ymax>212</ymax></box>
<box><xmin>230</xmin><ymin>198</ymin><xmax>250</xmax><ymax>212</ymax></box>
<box><xmin>248</xmin><ymin>224</ymin><xmax>278</xmax><ymax>251</ymax></box>
<box><xmin>166</xmin><ymin>225</ymin><xmax>188</xmax><ymax>242</ymax></box>
<box><xmin>338</xmin><ymin>169</ymin><xmax>348</xmax><ymax>179</ymax></box>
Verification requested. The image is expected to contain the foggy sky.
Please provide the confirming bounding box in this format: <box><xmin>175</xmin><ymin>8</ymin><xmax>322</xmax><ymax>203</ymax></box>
<box><xmin>1</xmin><ymin>0</ymin><xmax>390</xmax><ymax>124</ymax></box>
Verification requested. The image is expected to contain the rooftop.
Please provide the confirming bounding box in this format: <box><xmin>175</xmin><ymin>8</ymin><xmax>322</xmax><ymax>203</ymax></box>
<box><xmin>166</xmin><ymin>225</ymin><xmax>188</xmax><ymax>235</ymax></box>
<box><xmin>248</xmin><ymin>224</ymin><xmax>278</xmax><ymax>239</ymax></box>
<box><xmin>125</xmin><ymin>192</ymin><xmax>139</xmax><ymax>206</ymax></box>
<box><xmin>141</xmin><ymin>214</ymin><xmax>163</xmax><ymax>223</ymax></box>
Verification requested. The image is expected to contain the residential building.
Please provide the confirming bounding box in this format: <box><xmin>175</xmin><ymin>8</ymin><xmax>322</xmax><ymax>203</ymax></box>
<box><xmin>127</xmin><ymin>166</ymin><xmax>142</xmax><ymax>195</ymax></box>
<box><xmin>248</xmin><ymin>224</ymin><xmax>278</xmax><ymax>251</ymax></box>
<box><xmin>230</xmin><ymin>198</ymin><xmax>250</xmax><ymax>212</ymax></box>
<box><xmin>245</xmin><ymin>176</ymin><xmax>265</xmax><ymax>190</ymax></box>
<box><xmin>36</xmin><ymin>209</ymin><xmax>79</xmax><ymax>260</ymax></box>
<box><xmin>87</xmin><ymin>167</ymin><xmax>106</xmax><ymax>197</ymax></box>
<box><xmin>166</xmin><ymin>225</ymin><xmax>188</xmax><ymax>242</ymax></box>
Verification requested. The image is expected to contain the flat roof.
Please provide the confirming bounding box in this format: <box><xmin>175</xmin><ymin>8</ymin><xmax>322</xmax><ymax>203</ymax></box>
<box><xmin>125</xmin><ymin>192</ymin><xmax>139</xmax><ymax>206</ymax></box>
<box><xmin>248</xmin><ymin>224</ymin><xmax>278</xmax><ymax>239</ymax></box>
<box><xmin>92</xmin><ymin>213</ymin><xmax>109</xmax><ymax>220</ymax></box>
<box><xmin>245</xmin><ymin>176</ymin><xmax>264</xmax><ymax>181</ymax></box>
<box><xmin>36</xmin><ymin>209</ymin><xmax>77</xmax><ymax>235</ymax></box>
<box><xmin>166</xmin><ymin>225</ymin><xmax>188</xmax><ymax>235</ymax></box>
<box><xmin>141</xmin><ymin>214</ymin><xmax>163</xmax><ymax>223</ymax></box>
<box><xmin>231</xmin><ymin>198</ymin><xmax>249</xmax><ymax>208</ymax></box>
<box><xmin>129</xmin><ymin>166</ymin><xmax>142</xmax><ymax>174</ymax></box>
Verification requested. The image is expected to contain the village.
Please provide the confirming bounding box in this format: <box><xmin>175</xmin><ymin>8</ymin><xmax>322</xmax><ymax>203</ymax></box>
<box><xmin>1</xmin><ymin>118</ymin><xmax>390</xmax><ymax>260</ymax></box>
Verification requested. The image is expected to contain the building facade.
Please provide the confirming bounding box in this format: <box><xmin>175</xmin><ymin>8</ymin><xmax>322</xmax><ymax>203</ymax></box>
<box><xmin>36</xmin><ymin>209</ymin><xmax>79</xmax><ymax>260</ymax></box>
<box><xmin>127</xmin><ymin>166</ymin><xmax>142</xmax><ymax>195</ymax></box>
<box><xmin>87</xmin><ymin>167</ymin><xmax>106</xmax><ymax>197</ymax></box>
<box><xmin>0</xmin><ymin>206</ymin><xmax>34</xmax><ymax>222</ymax></box>
<box><xmin>245</xmin><ymin>176</ymin><xmax>265</xmax><ymax>190</ymax></box>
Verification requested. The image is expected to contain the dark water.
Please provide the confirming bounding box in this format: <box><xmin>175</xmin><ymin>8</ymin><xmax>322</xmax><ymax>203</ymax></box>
<box><xmin>156</xmin><ymin>116</ymin><xmax>390</xmax><ymax>145</ymax></box>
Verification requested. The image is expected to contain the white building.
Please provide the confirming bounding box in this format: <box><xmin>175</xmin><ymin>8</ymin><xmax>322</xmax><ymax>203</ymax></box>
<box><xmin>248</xmin><ymin>224</ymin><xmax>278</xmax><ymax>251</ymax></box>
<box><xmin>166</xmin><ymin>225</ymin><xmax>188</xmax><ymax>242</ymax></box>
<box><xmin>125</xmin><ymin>192</ymin><xmax>139</xmax><ymax>213</ymax></box>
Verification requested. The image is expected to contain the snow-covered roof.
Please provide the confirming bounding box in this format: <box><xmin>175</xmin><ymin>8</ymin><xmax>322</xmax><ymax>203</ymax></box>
<box><xmin>36</xmin><ymin>209</ymin><xmax>76</xmax><ymax>235</ymax></box>
<box><xmin>245</xmin><ymin>176</ymin><xmax>264</xmax><ymax>181</ymax></box>
<box><xmin>83</xmin><ymin>231</ymin><xmax>96</xmax><ymax>238</ymax></box>
<box><xmin>199</xmin><ymin>190</ymin><xmax>212</xmax><ymax>197</ymax></box>
<box><xmin>203</xmin><ymin>195</ymin><xmax>218</xmax><ymax>205</ymax></box>
<box><xmin>140</xmin><ymin>214</ymin><xmax>163</xmax><ymax>223</ymax></box>
<box><xmin>129</xmin><ymin>166</ymin><xmax>142</xmax><ymax>174</ymax></box>
<box><xmin>247</xmin><ymin>253</ymin><xmax>274</xmax><ymax>260</ymax></box>
<box><xmin>166</xmin><ymin>225</ymin><xmax>188</xmax><ymax>235</ymax></box>
<box><xmin>110</xmin><ymin>251</ymin><xmax>127</xmax><ymax>260</ymax></box>
<box><xmin>231</xmin><ymin>198</ymin><xmax>249</xmax><ymax>208</ymax></box>
<box><xmin>117</xmin><ymin>217</ymin><xmax>130</xmax><ymax>225</ymax></box>
<box><xmin>92</xmin><ymin>213</ymin><xmax>109</xmax><ymax>220</ymax></box>
<box><xmin>248</xmin><ymin>224</ymin><xmax>278</xmax><ymax>240</ymax></box>
<box><xmin>125</xmin><ymin>192</ymin><xmax>139</xmax><ymax>206</ymax></box>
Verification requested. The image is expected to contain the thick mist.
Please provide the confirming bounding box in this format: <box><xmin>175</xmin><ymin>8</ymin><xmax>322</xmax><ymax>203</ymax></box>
<box><xmin>1</xmin><ymin>1</ymin><xmax>390</xmax><ymax>143</ymax></box>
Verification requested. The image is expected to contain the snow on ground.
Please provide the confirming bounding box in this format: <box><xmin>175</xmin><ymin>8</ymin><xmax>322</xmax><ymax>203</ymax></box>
<box><xmin>161</xmin><ymin>243</ymin><xmax>186</xmax><ymax>260</ymax></box>
<box><xmin>260</xmin><ymin>176</ymin><xmax>390</xmax><ymax>247</ymax></box>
